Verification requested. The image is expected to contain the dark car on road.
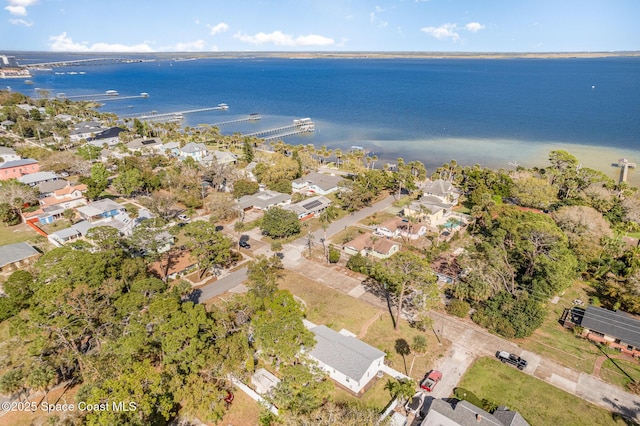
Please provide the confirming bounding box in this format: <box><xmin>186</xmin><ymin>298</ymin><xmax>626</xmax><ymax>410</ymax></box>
<box><xmin>239</xmin><ymin>240</ymin><xmax>251</xmax><ymax>249</ymax></box>
<box><xmin>496</xmin><ymin>350</ymin><xmax>527</xmax><ymax>370</ymax></box>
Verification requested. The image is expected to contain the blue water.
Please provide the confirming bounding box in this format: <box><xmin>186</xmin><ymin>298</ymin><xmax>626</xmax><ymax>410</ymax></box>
<box><xmin>8</xmin><ymin>55</ymin><xmax>640</xmax><ymax>171</ymax></box>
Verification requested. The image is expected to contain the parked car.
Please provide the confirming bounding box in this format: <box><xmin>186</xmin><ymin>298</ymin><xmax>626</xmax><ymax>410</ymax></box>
<box><xmin>239</xmin><ymin>240</ymin><xmax>251</xmax><ymax>249</ymax></box>
<box><xmin>495</xmin><ymin>351</ymin><xmax>527</xmax><ymax>370</ymax></box>
<box><xmin>420</xmin><ymin>370</ymin><xmax>442</xmax><ymax>392</ymax></box>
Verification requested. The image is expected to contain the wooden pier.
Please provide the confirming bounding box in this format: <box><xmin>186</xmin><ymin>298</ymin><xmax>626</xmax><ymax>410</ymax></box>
<box><xmin>55</xmin><ymin>92</ymin><xmax>149</xmax><ymax>102</ymax></box>
<box><xmin>209</xmin><ymin>114</ymin><xmax>261</xmax><ymax>127</ymax></box>
<box><xmin>123</xmin><ymin>104</ymin><xmax>229</xmax><ymax>121</ymax></box>
<box><xmin>245</xmin><ymin>118</ymin><xmax>315</xmax><ymax>139</ymax></box>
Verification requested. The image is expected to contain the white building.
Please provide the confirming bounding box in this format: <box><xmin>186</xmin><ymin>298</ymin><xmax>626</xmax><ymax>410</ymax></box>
<box><xmin>304</xmin><ymin>320</ymin><xmax>385</xmax><ymax>394</ymax></box>
<box><xmin>292</xmin><ymin>171</ymin><xmax>343</xmax><ymax>195</ymax></box>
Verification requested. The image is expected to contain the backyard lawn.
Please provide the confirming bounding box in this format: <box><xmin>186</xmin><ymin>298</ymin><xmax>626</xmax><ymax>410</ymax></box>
<box><xmin>458</xmin><ymin>357</ymin><xmax>629</xmax><ymax>426</ymax></box>
<box><xmin>0</xmin><ymin>223</ymin><xmax>40</xmax><ymax>246</ymax></box>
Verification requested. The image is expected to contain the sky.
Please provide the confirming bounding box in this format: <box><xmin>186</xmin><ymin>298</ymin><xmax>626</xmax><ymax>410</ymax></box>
<box><xmin>1</xmin><ymin>0</ymin><xmax>639</xmax><ymax>53</ymax></box>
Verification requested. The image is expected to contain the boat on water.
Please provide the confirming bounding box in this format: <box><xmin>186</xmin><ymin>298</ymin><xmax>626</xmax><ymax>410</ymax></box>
<box><xmin>217</xmin><ymin>103</ymin><xmax>229</xmax><ymax>110</ymax></box>
<box><xmin>140</xmin><ymin>92</ymin><xmax>149</xmax><ymax>97</ymax></box>
<box><xmin>105</xmin><ymin>90</ymin><xmax>119</xmax><ymax>96</ymax></box>
<box><xmin>24</xmin><ymin>80</ymin><xmax>33</xmax><ymax>84</ymax></box>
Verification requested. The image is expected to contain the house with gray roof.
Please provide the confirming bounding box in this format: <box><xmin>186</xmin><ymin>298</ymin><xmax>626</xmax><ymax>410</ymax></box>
<box><xmin>0</xmin><ymin>242</ymin><xmax>40</xmax><ymax>274</ymax></box>
<box><xmin>292</xmin><ymin>171</ymin><xmax>343</xmax><ymax>195</ymax></box>
<box><xmin>0</xmin><ymin>146</ymin><xmax>20</xmax><ymax>163</ymax></box>
<box><xmin>180</xmin><ymin>142</ymin><xmax>207</xmax><ymax>162</ymax></box>
<box><xmin>577</xmin><ymin>305</ymin><xmax>640</xmax><ymax>357</ymax></box>
<box><xmin>77</xmin><ymin>199</ymin><xmax>126</xmax><ymax>222</ymax></box>
<box><xmin>17</xmin><ymin>171</ymin><xmax>57</xmax><ymax>186</ymax></box>
<box><xmin>202</xmin><ymin>150</ymin><xmax>238</xmax><ymax>166</ymax></box>
<box><xmin>284</xmin><ymin>195</ymin><xmax>332</xmax><ymax>220</ymax></box>
<box><xmin>304</xmin><ymin>320</ymin><xmax>385</xmax><ymax>394</ymax></box>
<box><xmin>421</xmin><ymin>179</ymin><xmax>460</xmax><ymax>205</ymax></box>
<box><xmin>238</xmin><ymin>190</ymin><xmax>291</xmax><ymax>211</ymax></box>
<box><xmin>421</xmin><ymin>399</ymin><xmax>528</xmax><ymax>426</ymax></box>
<box><xmin>126</xmin><ymin>137</ymin><xmax>163</xmax><ymax>154</ymax></box>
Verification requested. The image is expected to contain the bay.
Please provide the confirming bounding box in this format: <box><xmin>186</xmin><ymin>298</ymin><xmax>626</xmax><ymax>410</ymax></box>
<box><xmin>8</xmin><ymin>55</ymin><xmax>640</xmax><ymax>183</ymax></box>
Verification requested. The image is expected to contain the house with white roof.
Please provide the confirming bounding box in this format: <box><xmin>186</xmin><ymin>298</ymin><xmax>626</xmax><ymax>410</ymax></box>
<box><xmin>292</xmin><ymin>171</ymin><xmax>344</xmax><ymax>195</ymax></box>
<box><xmin>0</xmin><ymin>147</ymin><xmax>20</xmax><ymax>163</ymax></box>
<box><xmin>304</xmin><ymin>320</ymin><xmax>385</xmax><ymax>394</ymax></box>
<box><xmin>238</xmin><ymin>190</ymin><xmax>291</xmax><ymax>211</ymax></box>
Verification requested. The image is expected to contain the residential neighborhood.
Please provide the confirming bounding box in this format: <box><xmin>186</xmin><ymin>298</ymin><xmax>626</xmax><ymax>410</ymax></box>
<box><xmin>0</xmin><ymin>88</ymin><xmax>639</xmax><ymax>426</ymax></box>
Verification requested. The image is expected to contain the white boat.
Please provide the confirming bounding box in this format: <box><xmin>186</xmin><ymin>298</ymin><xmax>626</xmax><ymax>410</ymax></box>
<box><xmin>217</xmin><ymin>103</ymin><xmax>229</xmax><ymax>110</ymax></box>
<box><xmin>105</xmin><ymin>90</ymin><xmax>119</xmax><ymax>96</ymax></box>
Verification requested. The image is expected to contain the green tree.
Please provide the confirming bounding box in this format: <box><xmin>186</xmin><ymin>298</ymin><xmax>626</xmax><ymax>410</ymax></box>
<box><xmin>384</xmin><ymin>377</ymin><xmax>415</xmax><ymax>404</ymax></box>
<box><xmin>260</xmin><ymin>206</ymin><xmax>301</xmax><ymax>239</ymax></box>
<box><xmin>242</xmin><ymin>138</ymin><xmax>254</xmax><ymax>163</ymax></box>
<box><xmin>246</xmin><ymin>255</ymin><xmax>283</xmax><ymax>302</ymax></box>
<box><xmin>77</xmin><ymin>144</ymin><xmax>102</xmax><ymax>161</ymax></box>
<box><xmin>372</xmin><ymin>251</ymin><xmax>438</xmax><ymax>330</ymax></box>
<box><xmin>113</xmin><ymin>167</ymin><xmax>143</xmax><ymax>196</ymax></box>
<box><xmin>233</xmin><ymin>179</ymin><xmax>259</xmax><ymax>199</ymax></box>
<box><xmin>182</xmin><ymin>221</ymin><xmax>232</xmax><ymax>279</ymax></box>
<box><xmin>253</xmin><ymin>290</ymin><xmax>315</xmax><ymax>369</ymax></box>
<box><xmin>409</xmin><ymin>335</ymin><xmax>428</xmax><ymax>376</ymax></box>
<box><xmin>271</xmin><ymin>363</ymin><xmax>331</xmax><ymax>415</ymax></box>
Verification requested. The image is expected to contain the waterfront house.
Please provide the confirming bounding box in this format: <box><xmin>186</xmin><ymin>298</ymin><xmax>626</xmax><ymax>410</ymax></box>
<box><xmin>0</xmin><ymin>159</ymin><xmax>39</xmax><ymax>180</ymax></box>
<box><xmin>238</xmin><ymin>190</ymin><xmax>291</xmax><ymax>211</ymax></box>
<box><xmin>180</xmin><ymin>142</ymin><xmax>207</xmax><ymax>162</ymax></box>
<box><xmin>343</xmin><ymin>232</ymin><xmax>400</xmax><ymax>259</ymax></box>
<box><xmin>0</xmin><ymin>242</ymin><xmax>40</xmax><ymax>274</ymax></box>
<box><xmin>562</xmin><ymin>305</ymin><xmax>640</xmax><ymax>357</ymax></box>
<box><xmin>403</xmin><ymin>196</ymin><xmax>454</xmax><ymax>228</ymax></box>
<box><xmin>160</xmin><ymin>142</ymin><xmax>181</xmax><ymax>157</ymax></box>
<box><xmin>285</xmin><ymin>195</ymin><xmax>332</xmax><ymax>220</ymax></box>
<box><xmin>0</xmin><ymin>147</ymin><xmax>20</xmax><ymax>163</ymax></box>
<box><xmin>292</xmin><ymin>171</ymin><xmax>343</xmax><ymax>195</ymax></box>
<box><xmin>420</xmin><ymin>179</ymin><xmax>460</xmax><ymax>205</ymax></box>
<box><xmin>304</xmin><ymin>320</ymin><xmax>385</xmax><ymax>395</ymax></box>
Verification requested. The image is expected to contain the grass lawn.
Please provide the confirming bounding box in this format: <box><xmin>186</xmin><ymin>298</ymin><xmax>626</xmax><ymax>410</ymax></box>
<box><xmin>279</xmin><ymin>270</ymin><xmax>377</xmax><ymax>333</ymax></box>
<box><xmin>216</xmin><ymin>385</ymin><xmax>262</xmax><ymax>426</ymax></box>
<box><xmin>517</xmin><ymin>281</ymin><xmax>603</xmax><ymax>375</ymax></box>
<box><xmin>600</xmin><ymin>357</ymin><xmax>640</xmax><ymax>389</ymax></box>
<box><xmin>332</xmin><ymin>374</ymin><xmax>393</xmax><ymax>412</ymax></box>
<box><xmin>361</xmin><ymin>211</ymin><xmax>397</xmax><ymax>227</ymax></box>
<box><xmin>0</xmin><ymin>223</ymin><xmax>40</xmax><ymax>246</ymax></box>
<box><xmin>458</xmin><ymin>357</ymin><xmax>628</xmax><ymax>426</ymax></box>
<box><xmin>361</xmin><ymin>313</ymin><xmax>448</xmax><ymax>383</ymax></box>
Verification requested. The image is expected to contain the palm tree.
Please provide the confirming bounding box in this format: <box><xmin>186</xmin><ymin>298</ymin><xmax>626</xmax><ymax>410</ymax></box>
<box><xmin>409</xmin><ymin>335</ymin><xmax>428</xmax><ymax>376</ymax></box>
<box><xmin>335</xmin><ymin>148</ymin><xmax>343</xmax><ymax>169</ymax></box>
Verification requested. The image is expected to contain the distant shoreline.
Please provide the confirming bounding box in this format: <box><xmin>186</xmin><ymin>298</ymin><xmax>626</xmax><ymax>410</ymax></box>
<box><xmin>5</xmin><ymin>51</ymin><xmax>640</xmax><ymax>61</ymax></box>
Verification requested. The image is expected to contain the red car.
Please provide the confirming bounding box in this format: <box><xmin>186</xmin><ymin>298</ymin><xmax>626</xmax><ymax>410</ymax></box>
<box><xmin>420</xmin><ymin>370</ymin><xmax>443</xmax><ymax>392</ymax></box>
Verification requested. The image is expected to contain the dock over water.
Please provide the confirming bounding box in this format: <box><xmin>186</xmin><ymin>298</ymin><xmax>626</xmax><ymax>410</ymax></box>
<box><xmin>245</xmin><ymin>118</ymin><xmax>315</xmax><ymax>140</ymax></box>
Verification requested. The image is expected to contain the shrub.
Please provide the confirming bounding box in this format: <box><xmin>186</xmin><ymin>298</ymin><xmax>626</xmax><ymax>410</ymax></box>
<box><xmin>346</xmin><ymin>253</ymin><xmax>371</xmax><ymax>274</ymax></box>
<box><xmin>446</xmin><ymin>299</ymin><xmax>471</xmax><ymax>318</ymax></box>
<box><xmin>328</xmin><ymin>247</ymin><xmax>340</xmax><ymax>263</ymax></box>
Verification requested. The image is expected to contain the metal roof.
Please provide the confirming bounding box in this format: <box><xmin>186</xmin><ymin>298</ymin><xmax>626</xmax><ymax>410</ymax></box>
<box><xmin>0</xmin><ymin>242</ymin><xmax>39</xmax><ymax>268</ymax></box>
<box><xmin>307</xmin><ymin>324</ymin><xmax>385</xmax><ymax>383</ymax></box>
<box><xmin>581</xmin><ymin>305</ymin><xmax>640</xmax><ymax>349</ymax></box>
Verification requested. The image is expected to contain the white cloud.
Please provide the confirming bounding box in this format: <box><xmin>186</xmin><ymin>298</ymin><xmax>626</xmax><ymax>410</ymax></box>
<box><xmin>208</xmin><ymin>22</ymin><xmax>229</xmax><ymax>36</ymax></box>
<box><xmin>48</xmin><ymin>32</ymin><xmax>155</xmax><ymax>52</ymax></box>
<box><xmin>369</xmin><ymin>12</ymin><xmax>375</xmax><ymax>23</ymax></box>
<box><xmin>5</xmin><ymin>0</ymin><xmax>37</xmax><ymax>16</ymax></box>
<box><xmin>375</xmin><ymin>6</ymin><xmax>385</xmax><ymax>12</ymax></box>
<box><xmin>169</xmin><ymin>40</ymin><xmax>206</xmax><ymax>51</ymax></box>
<box><xmin>9</xmin><ymin>17</ymin><xmax>32</xmax><ymax>26</ymax></box>
<box><xmin>420</xmin><ymin>23</ymin><xmax>459</xmax><ymax>42</ymax></box>
<box><xmin>234</xmin><ymin>30</ymin><xmax>334</xmax><ymax>47</ymax></box>
<box><xmin>465</xmin><ymin>22</ymin><xmax>485</xmax><ymax>33</ymax></box>
<box><xmin>5</xmin><ymin>5</ymin><xmax>25</xmax><ymax>15</ymax></box>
